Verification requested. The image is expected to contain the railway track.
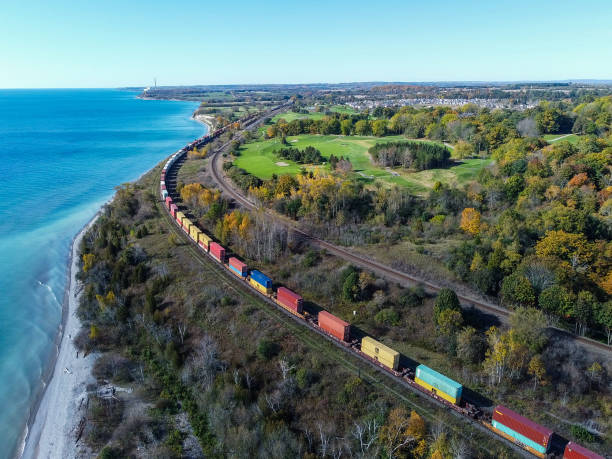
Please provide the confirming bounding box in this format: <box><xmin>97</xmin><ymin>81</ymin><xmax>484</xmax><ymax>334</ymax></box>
<box><xmin>157</xmin><ymin>176</ymin><xmax>532</xmax><ymax>459</ymax></box>
<box><xmin>204</xmin><ymin>110</ymin><xmax>611</xmax><ymax>357</ymax></box>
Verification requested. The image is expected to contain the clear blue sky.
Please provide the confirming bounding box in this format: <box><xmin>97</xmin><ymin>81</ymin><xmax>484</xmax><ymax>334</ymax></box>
<box><xmin>1</xmin><ymin>0</ymin><xmax>611</xmax><ymax>88</ymax></box>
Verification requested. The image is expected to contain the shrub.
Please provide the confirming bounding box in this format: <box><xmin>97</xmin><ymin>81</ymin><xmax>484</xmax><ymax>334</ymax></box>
<box><xmin>570</xmin><ymin>424</ymin><xmax>596</xmax><ymax>443</ymax></box>
<box><xmin>375</xmin><ymin>308</ymin><xmax>400</xmax><ymax>326</ymax></box>
<box><xmin>257</xmin><ymin>339</ymin><xmax>280</xmax><ymax>360</ymax></box>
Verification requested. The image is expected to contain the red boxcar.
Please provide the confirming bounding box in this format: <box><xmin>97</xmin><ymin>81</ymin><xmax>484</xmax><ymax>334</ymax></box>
<box><xmin>165</xmin><ymin>196</ymin><xmax>172</xmax><ymax>208</ymax></box>
<box><xmin>170</xmin><ymin>203</ymin><xmax>178</xmax><ymax>217</ymax></box>
<box><xmin>277</xmin><ymin>287</ymin><xmax>303</xmax><ymax>314</ymax></box>
<box><xmin>318</xmin><ymin>310</ymin><xmax>350</xmax><ymax>342</ymax></box>
<box><xmin>228</xmin><ymin>257</ymin><xmax>247</xmax><ymax>277</ymax></box>
<box><xmin>209</xmin><ymin>242</ymin><xmax>225</xmax><ymax>263</ymax></box>
<box><xmin>564</xmin><ymin>442</ymin><xmax>604</xmax><ymax>459</ymax></box>
<box><xmin>493</xmin><ymin>406</ymin><xmax>553</xmax><ymax>450</ymax></box>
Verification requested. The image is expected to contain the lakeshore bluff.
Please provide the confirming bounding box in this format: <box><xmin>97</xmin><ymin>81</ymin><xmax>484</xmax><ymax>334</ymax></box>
<box><xmin>0</xmin><ymin>88</ymin><xmax>206</xmax><ymax>458</ymax></box>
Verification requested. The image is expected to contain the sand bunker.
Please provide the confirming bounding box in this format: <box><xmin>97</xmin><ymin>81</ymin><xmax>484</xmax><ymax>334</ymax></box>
<box><xmin>275</xmin><ymin>162</ymin><xmax>289</xmax><ymax>166</ymax></box>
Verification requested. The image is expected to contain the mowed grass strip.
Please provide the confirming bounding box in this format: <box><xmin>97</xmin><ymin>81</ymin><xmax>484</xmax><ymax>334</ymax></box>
<box><xmin>543</xmin><ymin>133</ymin><xmax>580</xmax><ymax>144</ymax></box>
<box><xmin>234</xmin><ymin>135</ymin><xmax>491</xmax><ymax>192</ymax></box>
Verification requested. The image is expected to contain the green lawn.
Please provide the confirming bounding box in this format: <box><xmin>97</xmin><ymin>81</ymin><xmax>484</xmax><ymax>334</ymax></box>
<box><xmin>234</xmin><ymin>135</ymin><xmax>492</xmax><ymax>193</ymax></box>
<box><xmin>330</xmin><ymin>105</ymin><xmax>359</xmax><ymax>115</ymax></box>
<box><xmin>543</xmin><ymin>133</ymin><xmax>580</xmax><ymax>144</ymax></box>
<box><xmin>270</xmin><ymin>111</ymin><xmax>326</xmax><ymax>123</ymax></box>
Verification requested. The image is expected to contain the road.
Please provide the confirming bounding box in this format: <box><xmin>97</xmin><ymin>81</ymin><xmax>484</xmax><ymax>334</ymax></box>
<box><xmin>202</xmin><ymin>107</ymin><xmax>610</xmax><ymax>359</ymax></box>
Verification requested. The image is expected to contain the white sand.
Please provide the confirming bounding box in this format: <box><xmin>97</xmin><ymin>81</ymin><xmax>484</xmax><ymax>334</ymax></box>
<box><xmin>22</xmin><ymin>217</ymin><xmax>99</xmax><ymax>459</ymax></box>
<box><xmin>275</xmin><ymin>161</ymin><xmax>289</xmax><ymax>167</ymax></box>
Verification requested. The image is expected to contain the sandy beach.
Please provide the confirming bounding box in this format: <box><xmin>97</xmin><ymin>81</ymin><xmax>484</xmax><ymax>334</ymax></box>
<box><xmin>21</xmin><ymin>216</ymin><xmax>99</xmax><ymax>459</ymax></box>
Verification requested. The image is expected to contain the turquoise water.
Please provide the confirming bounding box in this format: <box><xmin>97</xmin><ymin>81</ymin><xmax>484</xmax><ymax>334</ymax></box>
<box><xmin>0</xmin><ymin>89</ymin><xmax>205</xmax><ymax>457</ymax></box>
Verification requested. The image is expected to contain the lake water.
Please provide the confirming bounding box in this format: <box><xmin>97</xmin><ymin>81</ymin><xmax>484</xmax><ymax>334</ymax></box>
<box><xmin>0</xmin><ymin>89</ymin><xmax>205</xmax><ymax>457</ymax></box>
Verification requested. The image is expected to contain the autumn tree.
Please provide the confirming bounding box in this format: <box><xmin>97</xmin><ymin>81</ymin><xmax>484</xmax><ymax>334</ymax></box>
<box><xmin>483</xmin><ymin>327</ymin><xmax>529</xmax><ymax>385</ymax></box>
<box><xmin>379</xmin><ymin>407</ymin><xmax>426</xmax><ymax>459</ymax></box>
<box><xmin>459</xmin><ymin>208</ymin><xmax>481</xmax><ymax>235</ymax></box>
<box><xmin>454</xmin><ymin>140</ymin><xmax>475</xmax><ymax>159</ymax></box>
<box><xmin>535</xmin><ymin>230</ymin><xmax>595</xmax><ymax>272</ymax></box>
<box><xmin>82</xmin><ymin>253</ymin><xmax>95</xmax><ymax>272</ymax></box>
<box><xmin>528</xmin><ymin>354</ymin><xmax>547</xmax><ymax>389</ymax></box>
<box><xmin>436</xmin><ymin>308</ymin><xmax>464</xmax><ymax>337</ymax></box>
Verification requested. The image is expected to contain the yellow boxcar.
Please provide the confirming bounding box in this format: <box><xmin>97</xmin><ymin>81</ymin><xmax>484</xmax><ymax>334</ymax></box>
<box><xmin>175</xmin><ymin>211</ymin><xmax>185</xmax><ymax>225</ymax></box>
<box><xmin>361</xmin><ymin>336</ymin><xmax>399</xmax><ymax>370</ymax></box>
<box><xmin>190</xmin><ymin>225</ymin><xmax>201</xmax><ymax>242</ymax></box>
<box><xmin>414</xmin><ymin>377</ymin><xmax>458</xmax><ymax>404</ymax></box>
<box><xmin>198</xmin><ymin>232</ymin><xmax>212</xmax><ymax>250</ymax></box>
<box><xmin>182</xmin><ymin>218</ymin><xmax>192</xmax><ymax>232</ymax></box>
<box><xmin>249</xmin><ymin>278</ymin><xmax>272</xmax><ymax>294</ymax></box>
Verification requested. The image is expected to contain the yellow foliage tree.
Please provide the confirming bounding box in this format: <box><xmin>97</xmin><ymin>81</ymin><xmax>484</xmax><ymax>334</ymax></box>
<box><xmin>459</xmin><ymin>208</ymin><xmax>481</xmax><ymax>235</ymax></box>
<box><xmin>82</xmin><ymin>253</ymin><xmax>95</xmax><ymax>272</ymax></box>
<box><xmin>600</xmin><ymin>271</ymin><xmax>612</xmax><ymax>295</ymax></box>
<box><xmin>188</xmin><ymin>145</ymin><xmax>208</xmax><ymax>159</ymax></box>
<box><xmin>379</xmin><ymin>407</ymin><xmax>425</xmax><ymax>459</ymax></box>
<box><xmin>470</xmin><ymin>252</ymin><xmax>485</xmax><ymax>272</ymax></box>
<box><xmin>275</xmin><ymin>174</ymin><xmax>297</xmax><ymax>198</ymax></box>
<box><xmin>535</xmin><ymin>230</ymin><xmax>595</xmax><ymax>270</ymax></box>
<box><xmin>89</xmin><ymin>324</ymin><xmax>98</xmax><ymax>341</ymax></box>
<box><xmin>96</xmin><ymin>291</ymin><xmax>116</xmax><ymax>311</ymax></box>
<box><xmin>528</xmin><ymin>354</ymin><xmax>547</xmax><ymax>389</ymax></box>
<box><xmin>180</xmin><ymin>183</ymin><xmax>220</xmax><ymax>209</ymax></box>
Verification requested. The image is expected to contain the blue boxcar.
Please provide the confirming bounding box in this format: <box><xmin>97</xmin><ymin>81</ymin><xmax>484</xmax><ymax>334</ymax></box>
<box><xmin>250</xmin><ymin>270</ymin><xmax>272</xmax><ymax>288</ymax></box>
<box><xmin>415</xmin><ymin>365</ymin><xmax>463</xmax><ymax>401</ymax></box>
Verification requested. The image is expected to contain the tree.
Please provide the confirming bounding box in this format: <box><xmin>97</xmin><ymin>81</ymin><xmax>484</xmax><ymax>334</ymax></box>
<box><xmin>454</xmin><ymin>140</ymin><xmax>475</xmax><ymax>159</ymax></box>
<box><xmin>500</xmin><ymin>273</ymin><xmax>536</xmax><ymax>307</ymax></box>
<box><xmin>340</xmin><ymin>119</ymin><xmax>352</xmax><ymax>136</ymax></box>
<box><xmin>433</xmin><ymin>288</ymin><xmax>461</xmax><ymax>323</ymax></box>
<box><xmin>535</xmin><ymin>230</ymin><xmax>595</xmax><ymax>272</ymax></box>
<box><xmin>354</xmin><ymin>119</ymin><xmax>371</xmax><ymax>136</ymax></box>
<box><xmin>342</xmin><ymin>271</ymin><xmax>360</xmax><ymax>302</ymax></box>
<box><xmin>528</xmin><ymin>355</ymin><xmax>547</xmax><ymax>389</ymax></box>
<box><xmin>483</xmin><ymin>327</ymin><xmax>529</xmax><ymax>384</ymax></box>
<box><xmin>82</xmin><ymin>253</ymin><xmax>95</xmax><ymax>272</ymax></box>
<box><xmin>372</xmin><ymin>119</ymin><xmax>388</xmax><ymax>137</ymax></box>
<box><xmin>457</xmin><ymin>327</ymin><xmax>485</xmax><ymax>363</ymax></box>
<box><xmin>509</xmin><ymin>307</ymin><xmax>548</xmax><ymax>352</ymax></box>
<box><xmin>459</xmin><ymin>208</ymin><xmax>481</xmax><ymax>235</ymax></box>
<box><xmin>89</xmin><ymin>324</ymin><xmax>99</xmax><ymax>341</ymax></box>
<box><xmin>436</xmin><ymin>308</ymin><xmax>464</xmax><ymax>337</ymax></box>
<box><xmin>538</xmin><ymin>285</ymin><xmax>572</xmax><ymax>317</ymax></box>
<box><xmin>379</xmin><ymin>407</ymin><xmax>422</xmax><ymax>459</ymax></box>
<box><xmin>574</xmin><ymin>291</ymin><xmax>596</xmax><ymax>336</ymax></box>
<box><xmin>595</xmin><ymin>301</ymin><xmax>612</xmax><ymax>345</ymax></box>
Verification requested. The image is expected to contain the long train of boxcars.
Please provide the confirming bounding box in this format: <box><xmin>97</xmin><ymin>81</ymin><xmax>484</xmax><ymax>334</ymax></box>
<box><xmin>159</xmin><ymin>116</ymin><xmax>605</xmax><ymax>459</ymax></box>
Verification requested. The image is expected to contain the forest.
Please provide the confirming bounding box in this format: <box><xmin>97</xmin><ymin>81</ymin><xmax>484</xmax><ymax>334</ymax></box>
<box><xmin>228</xmin><ymin>96</ymin><xmax>612</xmax><ymax>344</ymax></box>
<box><xmin>72</xmin><ymin>173</ymin><xmax>518</xmax><ymax>458</ymax></box>
<box><xmin>369</xmin><ymin>141</ymin><xmax>451</xmax><ymax>170</ymax></box>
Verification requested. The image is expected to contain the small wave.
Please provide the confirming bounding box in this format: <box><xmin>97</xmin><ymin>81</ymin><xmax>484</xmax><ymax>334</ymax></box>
<box><xmin>36</xmin><ymin>280</ymin><xmax>61</xmax><ymax>308</ymax></box>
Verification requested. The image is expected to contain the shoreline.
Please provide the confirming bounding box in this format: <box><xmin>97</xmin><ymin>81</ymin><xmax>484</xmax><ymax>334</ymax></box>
<box><xmin>18</xmin><ymin>106</ymin><xmax>209</xmax><ymax>459</ymax></box>
<box><xmin>20</xmin><ymin>212</ymin><xmax>102</xmax><ymax>459</ymax></box>
<box><xmin>191</xmin><ymin>112</ymin><xmax>215</xmax><ymax>131</ymax></box>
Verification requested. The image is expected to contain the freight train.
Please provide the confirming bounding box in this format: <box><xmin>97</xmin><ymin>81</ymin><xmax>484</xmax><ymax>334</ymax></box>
<box><xmin>159</xmin><ymin>112</ymin><xmax>606</xmax><ymax>459</ymax></box>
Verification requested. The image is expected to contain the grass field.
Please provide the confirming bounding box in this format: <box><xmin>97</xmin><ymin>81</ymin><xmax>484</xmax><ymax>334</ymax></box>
<box><xmin>543</xmin><ymin>133</ymin><xmax>580</xmax><ymax>144</ymax></box>
<box><xmin>234</xmin><ymin>135</ymin><xmax>492</xmax><ymax>193</ymax></box>
<box><xmin>270</xmin><ymin>111</ymin><xmax>326</xmax><ymax>123</ymax></box>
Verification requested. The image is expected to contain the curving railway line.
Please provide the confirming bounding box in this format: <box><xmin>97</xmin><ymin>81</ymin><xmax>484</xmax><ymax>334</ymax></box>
<box><xmin>204</xmin><ymin>107</ymin><xmax>611</xmax><ymax>358</ymax></box>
